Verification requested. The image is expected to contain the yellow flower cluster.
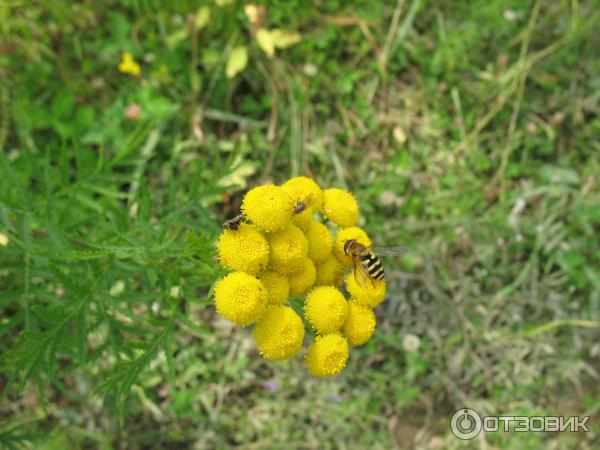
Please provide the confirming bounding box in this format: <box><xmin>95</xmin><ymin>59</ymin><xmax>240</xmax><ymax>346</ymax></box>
<box><xmin>118</xmin><ymin>52</ymin><xmax>141</xmax><ymax>76</ymax></box>
<box><xmin>213</xmin><ymin>177</ymin><xmax>386</xmax><ymax>377</ymax></box>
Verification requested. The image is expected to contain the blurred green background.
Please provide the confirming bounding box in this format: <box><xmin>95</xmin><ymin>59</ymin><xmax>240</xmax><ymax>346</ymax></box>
<box><xmin>1</xmin><ymin>0</ymin><xmax>599</xmax><ymax>448</ymax></box>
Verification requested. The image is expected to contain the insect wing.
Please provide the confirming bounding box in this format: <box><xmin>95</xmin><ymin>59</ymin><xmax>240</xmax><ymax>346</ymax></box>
<box><xmin>223</xmin><ymin>213</ymin><xmax>246</xmax><ymax>230</ymax></box>
<box><xmin>294</xmin><ymin>193</ymin><xmax>315</xmax><ymax>214</ymax></box>
<box><xmin>301</xmin><ymin>193</ymin><xmax>315</xmax><ymax>209</ymax></box>
<box><xmin>352</xmin><ymin>256</ymin><xmax>371</xmax><ymax>286</ymax></box>
<box><xmin>371</xmin><ymin>245</ymin><xmax>409</xmax><ymax>257</ymax></box>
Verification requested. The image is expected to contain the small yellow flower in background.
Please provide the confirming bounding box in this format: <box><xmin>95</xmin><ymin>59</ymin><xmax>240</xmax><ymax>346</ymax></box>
<box><xmin>213</xmin><ymin>272</ymin><xmax>267</xmax><ymax>326</ymax></box>
<box><xmin>241</xmin><ymin>185</ymin><xmax>294</xmax><ymax>232</ymax></box>
<box><xmin>322</xmin><ymin>188</ymin><xmax>359</xmax><ymax>227</ymax></box>
<box><xmin>211</xmin><ymin>177</ymin><xmax>400</xmax><ymax>377</ymax></box>
<box><xmin>267</xmin><ymin>224</ymin><xmax>308</xmax><ymax>273</ymax></box>
<box><xmin>257</xmin><ymin>270</ymin><xmax>289</xmax><ymax>305</ymax></box>
<box><xmin>304</xmin><ymin>221</ymin><xmax>332</xmax><ymax>263</ymax></box>
<box><xmin>314</xmin><ymin>255</ymin><xmax>344</xmax><ymax>287</ymax></box>
<box><xmin>217</xmin><ymin>223</ymin><xmax>269</xmax><ymax>275</ymax></box>
<box><xmin>334</xmin><ymin>226</ymin><xmax>372</xmax><ymax>267</ymax></box>
<box><xmin>305</xmin><ymin>333</ymin><xmax>349</xmax><ymax>377</ymax></box>
<box><xmin>305</xmin><ymin>286</ymin><xmax>348</xmax><ymax>334</ymax></box>
<box><xmin>346</xmin><ymin>273</ymin><xmax>386</xmax><ymax>308</ymax></box>
<box><xmin>118</xmin><ymin>52</ymin><xmax>141</xmax><ymax>76</ymax></box>
<box><xmin>288</xmin><ymin>258</ymin><xmax>316</xmax><ymax>296</ymax></box>
<box><xmin>343</xmin><ymin>301</ymin><xmax>376</xmax><ymax>346</ymax></box>
<box><xmin>0</xmin><ymin>232</ymin><xmax>9</xmax><ymax>247</ymax></box>
<box><xmin>253</xmin><ymin>305</ymin><xmax>305</xmax><ymax>360</ymax></box>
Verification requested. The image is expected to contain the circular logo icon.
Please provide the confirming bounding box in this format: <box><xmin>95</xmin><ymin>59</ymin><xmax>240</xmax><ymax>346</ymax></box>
<box><xmin>450</xmin><ymin>408</ymin><xmax>482</xmax><ymax>440</ymax></box>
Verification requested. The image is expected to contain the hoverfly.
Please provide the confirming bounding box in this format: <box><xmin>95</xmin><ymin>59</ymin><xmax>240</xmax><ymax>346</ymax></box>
<box><xmin>223</xmin><ymin>213</ymin><xmax>246</xmax><ymax>231</ymax></box>
<box><xmin>344</xmin><ymin>239</ymin><xmax>407</xmax><ymax>286</ymax></box>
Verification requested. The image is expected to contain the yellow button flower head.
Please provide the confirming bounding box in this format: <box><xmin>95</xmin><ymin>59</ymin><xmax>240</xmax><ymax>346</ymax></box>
<box><xmin>288</xmin><ymin>258</ymin><xmax>316</xmax><ymax>296</ymax></box>
<box><xmin>305</xmin><ymin>286</ymin><xmax>348</xmax><ymax>334</ymax></box>
<box><xmin>290</xmin><ymin>209</ymin><xmax>312</xmax><ymax>230</ymax></box>
<box><xmin>257</xmin><ymin>270</ymin><xmax>289</xmax><ymax>305</ymax></box>
<box><xmin>343</xmin><ymin>301</ymin><xmax>376</xmax><ymax>346</ymax></box>
<box><xmin>281</xmin><ymin>176</ymin><xmax>324</xmax><ymax>226</ymax></box>
<box><xmin>214</xmin><ymin>272</ymin><xmax>267</xmax><ymax>326</ymax></box>
<box><xmin>118</xmin><ymin>52</ymin><xmax>141</xmax><ymax>76</ymax></box>
<box><xmin>322</xmin><ymin>188</ymin><xmax>359</xmax><ymax>227</ymax></box>
<box><xmin>305</xmin><ymin>333</ymin><xmax>349</xmax><ymax>377</ymax></box>
<box><xmin>253</xmin><ymin>305</ymin><xmax>305</xmax><ymax>360</ymax></box>
<box><xmin>242</xmin><ymin>185</ymin><xmax>294</xmax><ymax>232</ymax></box>
<box><xmin>304</xmin><ymin>220</ymin><xmax>333</xmax><ymax>263</ymax></box>
<box><xmin>216</xmin><ymin>223</ymin><xmax>269</xmax><ymax>275</ymax></box>
<box><xmin>346</xmin><ymin>273</ymin><xmax>386</xmax><ymax>308</ymax></box>
<box><xmin>267</xmin><ymin>224</ymin><xmax>308</xmax><ymax>274</ymax></box>
<box><xmin>314</xmin><ymin>255</ymin><xmax>344</xmax><ymax>287</ymax></box>
<box><xmin>334</xmin><ymin>226</ymin><xmax>372</xmax><ymax>267</ymax></box>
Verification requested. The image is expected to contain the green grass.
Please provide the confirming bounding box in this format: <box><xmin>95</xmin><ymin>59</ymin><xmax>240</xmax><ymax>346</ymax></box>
<box><xmin>1</xmin><ymin>0</ymin><xmax>599</xmax><ymax>448</ymax></box>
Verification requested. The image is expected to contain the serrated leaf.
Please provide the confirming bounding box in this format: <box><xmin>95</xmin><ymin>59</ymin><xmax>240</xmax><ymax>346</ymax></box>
<box><xmin>164</xmin><ymin>333</ymin><xmax>176</xmax><ymax>390</ymax></box>
<box><xmin>271</xmin><ymin>28</ymin><xmax>302</xmax><ymax>49</ymax></box>
<box><xmin>225</xmin><ymin>46</ymin><xmax>248</xmax><ymax>78</ymax></box>
<box><xmin>256</xmin><ymin>28</ymin><xmax>275</xmax><ymax>57</ymax></box>
<box><xmin>96</xmin><ymin>315</ymin><xmax>175</xmax><ymax>412</ymax></box>
<box><xmin>2</xmin><ymin>266</ymin><xmax>105</xmax><ymax>395</ymax></box>
<box><xmin>195</xmin><ymin>6</ymin><xmax>211</xmax><ymax>29</ymax></box>
<box><xmin>75</xmin><ymin>309</ymin><xmax>87</xmax><ymax>363</ymax></box>
<box><xmin>176</xmin><ymin>313</ymin><xmax>210</xmax><ymax>335</ymax></box>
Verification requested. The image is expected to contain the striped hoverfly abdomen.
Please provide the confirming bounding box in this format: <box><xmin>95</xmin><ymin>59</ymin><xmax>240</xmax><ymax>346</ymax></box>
<box><xmin>344</xmin><ymin>239</ymin><xmax>407</xmax><ymax>286</ymax></box>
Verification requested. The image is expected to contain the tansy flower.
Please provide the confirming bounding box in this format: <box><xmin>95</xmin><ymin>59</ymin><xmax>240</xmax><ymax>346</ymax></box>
<box><xmin>334</xmin><ymin>226</ymin><xmax>372</xmax><ymax>267</ymax></box>
<box><xmin>242</xmin><ymin>185</ymin><xmax>294</xmax><ymax>232</ymax></box>
<box><xmin>257</xmin><ymin>270</ymin><xmax>289</xmax><ymax>305</ymax></box>
<box><xmin>314</xmin><ymin>255</ymin><xmax>344</xmax><ymax>287</ymax></box>
<box><xmin>291</xmin><ymin>212</ymin><xmax>313</xmax><ymax>230</ymax></box>
<box><xmin>253</xmin><ymin>305</ymin><xmax>305</xmax><ymax>360</ymax></box>
<box><xmin>211</xmin><ymin>178</ymin><xmax>391</xmax><ymax>376</ymax></box>
<box><xmin>281</xmin><ymin>176</ymin><xmax>324</xmax><ymax>212</ymax></box>
<box><xmin>322</xmin><ymin>188</ymin><xmax>359</xmax><ymax>227</ymax></box>
<box><xmin>346</xmin><ymin>273</ymin><xmax>386</xmax><ymax>308</ymax></box>
<box><xmin>118</xmin><ymin>52</ymin><xmax>141</xmax><ymax>76</ymax></box>
<box><xmin>282</xmin><ymin>177</ymin><xmax>323</xmax><ymax>230</ymax></box>
<box><xmin>288</xmin><ymin>258</ymin><xmax>316</xmax><ymax>296</ymax></box>
<box><xmin>304</xmin><ymin>286</ymin><xmax>348</xmax><ymax>334</ymax></box>
<box><xmin>217</xmin><ymin>223</ymin><xmax>269</xmax><ymax>275</ymax></box>
<box><xmin>267</xmin><ymin>224</ymin><xmax>308</xmax><ymax>274</ymax></box>
<box><xmin>343</xmin><ymin>301</ymin><xmax>376</xmax><ymax>346</ymax></box>
<box><xmin>304</xmin><ymin>220</ymin><xmax>333</xmax><ymax>263</ymax></box>
<box><xmin>305</xmin><ymin>333</ymin><xmax>349</xmax><ymax>377</ymax></box>
<box><xmin>213</xmin><ymin>272</ymin><xmax>267</xmax><ymax>326</ymax></box>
